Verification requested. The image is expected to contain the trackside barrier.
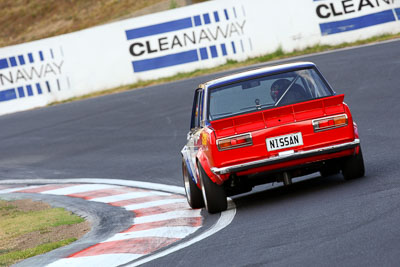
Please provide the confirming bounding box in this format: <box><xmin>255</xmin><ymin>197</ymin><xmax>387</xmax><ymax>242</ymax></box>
<box><xmin>0</xmin><ymin>0</ymin><xmax>399</xmax><ymax>116</ymax></box>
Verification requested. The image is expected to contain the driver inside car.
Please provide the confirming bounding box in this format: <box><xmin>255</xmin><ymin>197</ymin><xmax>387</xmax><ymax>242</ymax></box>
<box><xmin>270</xmin><ymin>78</ymin><xmax>308</xmax><ymax>105</ymax></box>
<box><xmin>270</xmin><ymin>79</ymin><xmax>291</xmax><ymax>102</ymax></box>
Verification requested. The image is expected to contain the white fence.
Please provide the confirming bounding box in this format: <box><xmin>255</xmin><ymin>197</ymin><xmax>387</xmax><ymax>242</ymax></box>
<box><xmin>1</xmin><ymin>0</ymin><xmax>399</xmax><ymax>116</ymax></box>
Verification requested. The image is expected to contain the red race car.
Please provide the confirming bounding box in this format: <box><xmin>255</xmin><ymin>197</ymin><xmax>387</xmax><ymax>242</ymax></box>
<box><xmin>181</xmin><ymin>62</ymin><xmax>365</xmax><ymax>213</ymax></box>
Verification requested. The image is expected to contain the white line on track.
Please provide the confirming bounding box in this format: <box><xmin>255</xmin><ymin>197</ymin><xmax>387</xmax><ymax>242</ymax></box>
<box><xmin>90</xmin><ymin>190</ymin><xmax>170</xmax><ymax>203</ymax></box>
<box><xmin>41</xmin><ymin>184</ymin><xmax>119</xmax><ymax>195</ymax></box>
<box><xmin>134</xmin><ymin>209</ymin><xmax>202</xmax><ymax>224</ymax></box>
<box><xmin>0</xmin><ymin>185</ymin><xmax>42</xmax><ymax>194</ymax></box>
<box><xmin>105</xmin><ymin>226</ymin><xmax>201</xmax><ymax>242</ymax></box>
<box><xmin>123</xmin><ymin>198</ymin><xmax>186</xmax><ymax>210</ymax></box>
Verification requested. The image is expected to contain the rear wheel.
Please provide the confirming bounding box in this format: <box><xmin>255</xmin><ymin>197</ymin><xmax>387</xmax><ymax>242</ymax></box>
<box><xmin>342</xmin><ymin>147</ymin><xmax>365</xmax><ymax>180</ymax></box>
<box><xmin>198</xmin><ymin>163</ymin><xmax>227</xmax><ymax>214</ymax></box>
<box><xmin>182</xmin><ymin>159</ymin><xmax>204</xmax><ymax>209</ymax></box>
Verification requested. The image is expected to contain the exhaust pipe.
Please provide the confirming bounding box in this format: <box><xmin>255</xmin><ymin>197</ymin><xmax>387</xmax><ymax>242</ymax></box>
<box><xmin>283</xmin><ymin>172</ymin><xmax>292</xmax><ymax>186</ymax></box>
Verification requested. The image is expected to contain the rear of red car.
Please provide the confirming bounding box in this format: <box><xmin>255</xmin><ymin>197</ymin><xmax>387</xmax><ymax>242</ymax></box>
<box><xmin>206</xmin><ymin>94</ymin><xmax>359</xmax><ymax>178</ymax></box>
<box><xmin>182</xmin><ymin>62</ymin><xmax>364</xmax><ymax>213</ymax></box>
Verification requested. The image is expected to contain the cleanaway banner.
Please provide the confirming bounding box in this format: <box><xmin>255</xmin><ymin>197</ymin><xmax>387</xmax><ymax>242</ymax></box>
<box><xmin>1</xmin><ymin>0</ymin><xmax>399</xmax><ymax>116</ymax></box>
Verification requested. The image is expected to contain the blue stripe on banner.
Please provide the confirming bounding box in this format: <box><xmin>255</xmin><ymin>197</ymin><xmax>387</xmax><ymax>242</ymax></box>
<box><xmin>395</xmin><ymin>8</ymin><xmax>400</xmax><ymax>20</ymax></box>
<box><xmin>200</xmin><ymin>47</ymin><xmax>208</xmax><ymax>60</ymax></box>
<box><xmin>320</xmin><ymin>9</ymin><xmax>396</xmax><ymax>35</ymax></box>
<box><xmin>233</xmin><ymin>7</ymin><xmax>237</xmax><ymax>18</ymax></box>
<box><xmin>231</xmin><ymin>41</ymin><xmax>236</xmax><ymax>54</ymax></box>
<box><xmin>36</xmin><ymin>83</ymin><xmax>43</xmax><ymax>94</ymax></box>
<box><xmin>221</xmin><ymin>43</ymin><xmax>227</xmax><ymax>56</ymax></box>
<box><xmin>224</xmin><ymin>9</ymin><xmax>229</xmax><ymax>20</ymax></box>
<box><xmin>210</xmin><ymin>45</ymin><xmax>218</xmax><ymax>58</ymax></box>
<box><xmin>203</xmin><ymin>13</ymin><xmax>211</xmax><ymax>24</ymax></box>
<box><xmin>213</xmin><ymin>11</ymin><xmax>220</xmax><ymax>22</ymax></box>
<box><xmin>50</xmin><ymin>49</ymin><xmax>54</xmax><ymax>59</ymax></box>
<box><xmin>126</xmin><ymin>17</ymin><xmax>193</xmax><ymax>40</ymax></box>
<box><xmin>18</xmin><ymin>55</ymin><xmax>25</xmax><ymax>65</ymax></box>
<box><xmin>17</xmin><ymin>87</ymin><xmax>25</xmax><ymax>98</ymax></box>
<box><xmin>0</xmin><ymin>89</ymin><xmax>17</xmax><ymax>102</ymax></box>
<box><xmin>0</xmin><ymin>58</ymin><xmax>8</xmax><ymax>69</ymax></box>
<box><xmin>9</xmin><ymin>57</ymin><xmax>17</xmax><ymax>67</ymax></box>
<box><xmin>26</xmin><ymin>85</ymin><xmax>33</xmax><ymax>96</ymax></box>
<box><xmin>132</xmin><ymin>49</ymin><xmax>198</xmax><ymax>72</ymax></box>
<box><xmin>194</xmin><ymin>15</ymin><xmax>202</xmax><ymax>26</ymax></box>
<box><xmin>28</xmin><ymin>53</ymin><xmax>34</xmax><ymax>63</ymax></box>
<box><xmin>39</xmin><ymin>51</ymin><xmax>44</xmax><ymax>61</ymax></box>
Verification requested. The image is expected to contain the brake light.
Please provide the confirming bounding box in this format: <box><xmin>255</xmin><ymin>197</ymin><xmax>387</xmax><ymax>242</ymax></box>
<box><xmin>313</xmin><ymin>114</ymin><xmax>348</xmax><ymax>132</ymax></box>
<box><xmin>217</xmin><ymin>133</ymin><xmax>253</xmax><ymax>151</ymax></box>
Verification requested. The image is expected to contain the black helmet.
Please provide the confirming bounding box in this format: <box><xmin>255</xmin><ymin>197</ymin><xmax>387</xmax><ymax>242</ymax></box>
<box><xmin>270</xmin><ymin>79</ymin><xmax>290</xmax><ymax>102</ymax></box>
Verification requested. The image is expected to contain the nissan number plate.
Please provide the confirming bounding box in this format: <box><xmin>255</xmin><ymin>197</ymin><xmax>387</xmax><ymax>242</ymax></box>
<box><xmin>266</xmin><ymin>132</ymin><xmax>303</xmax><ymax>151</ymax></box>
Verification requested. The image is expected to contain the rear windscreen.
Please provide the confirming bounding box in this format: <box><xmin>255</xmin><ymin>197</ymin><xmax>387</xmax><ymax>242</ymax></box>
<box><xmin>208</xmin><ymin>68</ymin><xmax>333</xmax><ymax>120</ymax></box>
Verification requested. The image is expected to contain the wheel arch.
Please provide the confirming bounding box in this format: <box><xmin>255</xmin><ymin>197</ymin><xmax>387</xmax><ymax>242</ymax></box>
<box><xmin>196</xmin><ymin>151</ymin><xmax>224</xmax><ymax>185</ymax></box>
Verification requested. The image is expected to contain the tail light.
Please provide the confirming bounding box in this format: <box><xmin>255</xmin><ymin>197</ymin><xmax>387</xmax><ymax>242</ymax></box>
<box><xmin>217</xmin><ymin>133</ymin><xmax>253</xmax><ymax>151</ymax></box>
<box><xmin>313</xmin><ymin>114</ymin><xmax>348</xmax><ymax>132</ymax></box>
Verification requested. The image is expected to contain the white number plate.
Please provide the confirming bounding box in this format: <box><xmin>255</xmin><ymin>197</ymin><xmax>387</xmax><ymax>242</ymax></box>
<box><xmin>266</xmin><ymin>132</ymin><xmax>303</xmax><ymax>151</ymax></box>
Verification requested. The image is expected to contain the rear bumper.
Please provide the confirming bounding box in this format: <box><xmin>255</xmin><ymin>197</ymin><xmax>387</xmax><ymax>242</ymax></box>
<box><xmin>211</xmin><ymin>139</ymin><xmax>360</xmax><ymax>175</ymax></box>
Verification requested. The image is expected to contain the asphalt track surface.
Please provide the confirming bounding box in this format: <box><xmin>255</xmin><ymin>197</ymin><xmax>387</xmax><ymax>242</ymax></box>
<box><xmin>1</xmin><ymin>39</ymin><xmax>400</xmax><ymax>266</ymax></box>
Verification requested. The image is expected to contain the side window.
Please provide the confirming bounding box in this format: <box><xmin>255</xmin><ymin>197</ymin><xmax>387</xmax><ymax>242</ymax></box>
<box><xmin>190</xmin><ymin>89</ymin><xmax>203</xmax><ymax>130</ymax></box>
<box><xmin>197</xmin><ymin>90</ymin><xmax>203</xmax><ymax>127</ymax></box>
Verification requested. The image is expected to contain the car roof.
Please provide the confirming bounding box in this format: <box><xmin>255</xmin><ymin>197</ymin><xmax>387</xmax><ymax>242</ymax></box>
<box><xmin>201</xmin><ymin>61</ymin><xmax>316</xmax><ymax>89</ymax></box>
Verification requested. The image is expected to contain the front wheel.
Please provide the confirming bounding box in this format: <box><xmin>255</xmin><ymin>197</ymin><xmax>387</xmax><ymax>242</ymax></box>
<box><xmin>198</xmin><ymin>163</ymin><xmax>227</xmax><ymax>214</ymax></box>
<box><xmin>342</xmin><ymin>147</ymin><xmax>365</xmax><ymax>180</ymax></box>
<box><xmin>182</xmin><ymin>159</ymin><xmax>204</xmax><ymax>209</ymax></box>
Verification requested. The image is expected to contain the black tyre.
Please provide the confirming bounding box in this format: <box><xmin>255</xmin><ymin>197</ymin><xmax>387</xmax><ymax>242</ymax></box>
<box><xmin>182</xmin><ymin>158</ymin><xmax>204</xmax><ymax>209</ymax></box>
<box><xmin>342</xmin><ymin>147</ymin><xmax>365</xmax><ymax>180</ymax></box>
<box><xmin>198</xmin><ymin>163</ymin><xmax>227</xmax><ymax>214</ymax></box>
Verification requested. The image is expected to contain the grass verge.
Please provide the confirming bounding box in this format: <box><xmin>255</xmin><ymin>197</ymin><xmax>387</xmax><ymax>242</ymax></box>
<box><xmin>51</xmin><ymin>32</ymin><xmax>400</xmax><ymax>106</ymax></box>
<box><xmin>0</xmin><ymin>204</ymin><xmax>84</xmax><ymax>239</ymax></box>
<box><xmin>0</xmin><ymin>239</ymin><xmax>76</xmax><ymax>267</ymax></box>
<box><xmin>0</xmin><ymin>199</ymin><xmax>89</xmax><ymax>266</ymax></box>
